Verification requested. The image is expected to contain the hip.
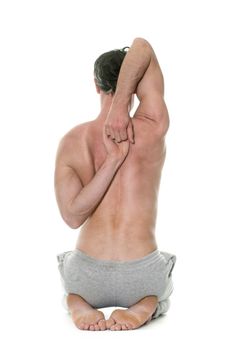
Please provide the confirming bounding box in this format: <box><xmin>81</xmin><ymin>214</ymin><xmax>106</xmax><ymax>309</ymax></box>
<box><xmin>76</xmin><ymin>230</ymin><xmax>158</xmax><ymax>261</ymax></box>
<box><xmin>56</xmin><ymin>247</ymin><xmax>177</xmax><ymax>307</ymax></box>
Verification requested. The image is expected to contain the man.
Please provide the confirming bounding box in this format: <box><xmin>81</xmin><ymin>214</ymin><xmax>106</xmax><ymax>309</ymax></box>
<box><xmin>55</xmin><ymin>37</ymin><xmax>176</xmax><ymax>331</ymax></box>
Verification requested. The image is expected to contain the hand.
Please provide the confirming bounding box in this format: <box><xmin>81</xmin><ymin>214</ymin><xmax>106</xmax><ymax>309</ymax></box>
<box><xmin>102</xmin><ymin>124</ymin><xmax>130</xmax><ymax>163</ymax></box>
<box><xmin>104</xmin><ymin>107</ymin><xmax>135</xmax><ymax>144</ymax></box>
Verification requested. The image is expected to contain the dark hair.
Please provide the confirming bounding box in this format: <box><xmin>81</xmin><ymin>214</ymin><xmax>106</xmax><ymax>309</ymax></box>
<box><xmin>94</xmin><ymin>46</ymin><xmax>130</xmax><ymax>94</ymax></box>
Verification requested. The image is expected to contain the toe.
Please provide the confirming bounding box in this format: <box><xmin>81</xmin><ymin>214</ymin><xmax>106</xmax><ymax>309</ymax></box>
<box><xmin>84</xmin><ymin>323</ymin><xmax>89</xmax><ymax>330</ymax></box>
<box><xmin>126</xmin><ymin>323</ymin><xmax>133</xmax><ymax>330</ymax></box>
<box><xmin>111</xmin><ymin>323</ymin><xmax>122</xmax><ymax>331</ymax></box>
<box><xmin>89</xmin><ymin>324</ymin><xmax>95</xmax><ymax>331</ymax></box>
<box><xmin>106</xmin><ymin>318</ymin><xmax>116</xmax><ymax>329</ymax></box>
<box><xmin>79</xmin><ymin>323</ymin><xmax>85</xmax><ymax>330</ymax></box>
<box><xmin>121</xmin><ymin>324</ymin><xmax>128</xmax><ymax>330</ymax></box>
<box><xmin>98</xmin><ymin>319</ymin><xmax>106</xmax><ymax>331</ymax></box>
<box><xmin>94</xmin><ymin>323</ymin><xmax>100</xmax><ymax>331</ymax></box>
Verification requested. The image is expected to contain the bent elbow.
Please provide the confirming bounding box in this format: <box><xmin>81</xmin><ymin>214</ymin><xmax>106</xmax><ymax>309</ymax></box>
<box><xmin>133</xmin><ymin>37</ymin><xmax>150</xmax><ymax>47</ymax></box>
<box><xmin>67</xmin><ymin>221</ymin><xmax>80</xmax><ymax>229</ymax></box>
<box><xmin>62</xmin><ymin>214</ymin><xmax>82</xmax><ymax>229</ymax></box>
<box><xmin>155</xmin><ymin>112</ymin><xmax>170</xmax><ymax>137</ymax></box>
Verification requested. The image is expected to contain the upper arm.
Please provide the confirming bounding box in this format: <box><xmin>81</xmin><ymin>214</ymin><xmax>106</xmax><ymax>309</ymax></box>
<box><xmin>54</xmin><ymin>137</ymin><xmax>84</xmax><ymax>228</ymax></box>
<box><xmin>133</xmin><ymin>43</ymin><xmax>169</xmax><ymax>128</ymax></box>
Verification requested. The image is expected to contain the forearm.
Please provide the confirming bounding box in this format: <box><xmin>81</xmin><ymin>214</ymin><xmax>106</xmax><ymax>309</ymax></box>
<box><xmin>112</xmin><ymin>38</ymin><xmax>155</xmax><ymax>108</ymax></box>
<box><xmin>68</xmin><ymin>156</ymin><xmax>122</xmax><ymax>224</ymax></box>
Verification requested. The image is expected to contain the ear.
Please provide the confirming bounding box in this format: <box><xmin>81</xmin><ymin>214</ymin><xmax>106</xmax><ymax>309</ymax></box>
<box><xmin>94</xmin><ymin>78</ymin><xmax>101</xmax><ymax>94</ymax></box>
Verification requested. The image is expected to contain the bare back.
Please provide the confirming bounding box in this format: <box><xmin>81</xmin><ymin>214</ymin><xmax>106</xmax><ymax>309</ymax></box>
<box><xmin>55</xmin><ymin>38</ymin><xmax>170</xmax><ymax>261</ymax></box>
<box><xmin>72</xmin><ymin>114</ymin><xmax>169</xmax><ymax>260</ymax></box>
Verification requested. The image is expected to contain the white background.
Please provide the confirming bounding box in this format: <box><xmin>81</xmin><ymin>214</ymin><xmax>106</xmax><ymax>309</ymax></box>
<box><xmin>0</xmin><ymin>0</ymin><xmax>231</xmax><ymax>348</ymax></box>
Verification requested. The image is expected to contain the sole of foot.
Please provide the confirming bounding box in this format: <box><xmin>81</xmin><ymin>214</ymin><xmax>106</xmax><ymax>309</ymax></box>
<box><xmin>71</xmin><ymin>309</ymin><xmax>107</xmax><ymax>331</ymax></box>
<box><xmin>106</xmin><ymin>308</ymin><xmax>153</xmax><ymax>331</ymax></box>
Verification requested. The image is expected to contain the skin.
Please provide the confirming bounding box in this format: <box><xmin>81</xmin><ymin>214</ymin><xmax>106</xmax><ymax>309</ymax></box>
<box><xmin>54</xmin><ymin>38</ymin><xmax>170</xmax><ymax>330</ymax></box>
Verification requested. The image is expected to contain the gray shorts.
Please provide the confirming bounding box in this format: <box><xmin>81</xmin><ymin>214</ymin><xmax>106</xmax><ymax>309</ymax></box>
<box><xmin>57</xmin><ymin>248</ymin><xmax>176</xmax><ymax>319</ymax></box>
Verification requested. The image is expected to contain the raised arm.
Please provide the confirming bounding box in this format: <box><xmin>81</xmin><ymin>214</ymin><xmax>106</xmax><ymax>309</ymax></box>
<box><xmin>112</xmin><ymin>37</ymin><xmax>159</xmax><ymax>105</ymax></box>
<box><xmin>105</xmin><ymin>37</ymin><xmax>169</xmax><ymax>141</ymax></box>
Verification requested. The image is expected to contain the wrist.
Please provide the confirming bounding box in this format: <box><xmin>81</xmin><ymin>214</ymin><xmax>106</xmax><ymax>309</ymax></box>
<box><xmin>112</xmin><ymin>92</ymin><xmax>131</xmax><ymax>111</ymax></box>
<box><xmin>105</xmin><ymin>154</ymin><xmax>124</xmax><ymax>168</ymax></box>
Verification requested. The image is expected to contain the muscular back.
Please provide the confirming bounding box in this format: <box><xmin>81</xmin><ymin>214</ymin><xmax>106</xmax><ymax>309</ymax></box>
<box><xmin>55</xmin><ymin>38</ymin><xmax>170</xmax><ymax>260</ymax></box>
<box><xmin>70</xmin><ymin>109</ymin><xmax>169</xmax><ymax>260</ymax></box>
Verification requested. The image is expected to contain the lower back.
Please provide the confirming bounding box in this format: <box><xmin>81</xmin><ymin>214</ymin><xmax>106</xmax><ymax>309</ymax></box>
<box><xmin>75</xmin><ymin>117</ymin><xmax>166</xmax><ymax>260</ymax></box>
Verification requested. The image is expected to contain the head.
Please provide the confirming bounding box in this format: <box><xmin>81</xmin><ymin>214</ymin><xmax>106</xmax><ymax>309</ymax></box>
<box><xmin>94</xmin><ymin>46</ymin><xmax>134</xmax><ymax>112</ymax></box>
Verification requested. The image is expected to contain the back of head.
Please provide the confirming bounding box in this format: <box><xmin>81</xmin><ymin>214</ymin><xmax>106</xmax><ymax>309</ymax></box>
<box><xmin>94</xmin><ymin>46</ymin><xmax>130</xmax><ymax>95</ymax></box>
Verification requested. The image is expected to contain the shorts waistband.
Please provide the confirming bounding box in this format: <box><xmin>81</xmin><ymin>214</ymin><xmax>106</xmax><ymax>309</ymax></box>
<box><xmin>71</xmin><ymin>248</ymin><xmax>164</xmax><ymax>268</ymax></box>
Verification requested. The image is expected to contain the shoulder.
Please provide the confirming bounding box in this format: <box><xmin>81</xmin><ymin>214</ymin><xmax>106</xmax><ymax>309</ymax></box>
<box><xmin>55</xmin><ymin>121</ymin><xmax>93</xmax><ymax>165</ymax></box>
<box><xmin>63</xmin><ymin>121</ymin><xmax>92</xmax><ymax>142</ymax></box>
<box><xmin>58</xmin><ymin>121</ymin><xmax>93</xmax><ymax>150</ymax></box>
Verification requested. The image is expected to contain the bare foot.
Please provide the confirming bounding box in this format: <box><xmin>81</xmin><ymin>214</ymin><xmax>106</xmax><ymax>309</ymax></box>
<box><xmin>67</xmin><ymin>294</ymin><xmax>107</xmax><ymax>331</ymax></box>
<box><xmin>71</xmin><ymin>308</ymin><xmax>107</xmax><ymax>331</ymax></box>
<box><xmin>106</xmin><ymin>296</ymin><xmax>158</xmax><ymax>331</ymax></box>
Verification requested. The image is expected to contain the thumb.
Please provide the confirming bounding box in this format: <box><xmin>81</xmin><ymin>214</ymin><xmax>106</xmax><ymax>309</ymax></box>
<box><xmin>127</xmin><ymin>120</ymin><xmax>135</xmax><ymax>143</ymax></box>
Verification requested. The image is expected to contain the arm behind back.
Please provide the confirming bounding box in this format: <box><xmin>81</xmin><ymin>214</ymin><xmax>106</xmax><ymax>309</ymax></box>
<box><xmin>54</xmin><ymin>136</ymin><xmax>84</xmax><ymax>228</ymax></box>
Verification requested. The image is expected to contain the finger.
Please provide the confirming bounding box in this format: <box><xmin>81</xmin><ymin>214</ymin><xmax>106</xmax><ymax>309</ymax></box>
<box><xmin>119</xmin><ymin>129</ymin><xmax>128</xmax><ymax>141</ymax></box>
<box><xmin>127</xmin><ymin>121</ymin><xmax>135</xmax><ymax>143</ymax></box>
<box><xmin>114</xmin><ymin>130</ymin><xmax>121</xmax><ymax>143</ymax></box>
<box><xmin>102</xmin><ymin>126</ymin><xmax>107</xmax><ymax>140</ymax></box>
<box><xmin>104</xmin><ymin>125</ymin><xmax>111</xmax><ymax>137</ymax></box>
<box><xmin>109</xmin><ymin>126</ymin><xmax>116</xmax><ymax>141</ymax></box>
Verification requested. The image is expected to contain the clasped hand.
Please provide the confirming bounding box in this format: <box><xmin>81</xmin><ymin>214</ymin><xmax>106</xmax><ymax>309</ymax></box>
<box><xmin>104</xmin><ymin>105</ymin><xmax>135</xmax><ymax>142</ymax></box>
<box><xmin>102</xmin><ymin>106</ymin><xmax>135</xmax><ymax>163</ymax></box>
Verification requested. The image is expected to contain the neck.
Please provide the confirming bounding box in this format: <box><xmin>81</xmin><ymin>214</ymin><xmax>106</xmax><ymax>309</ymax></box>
<box><xmin>96</xmin><ymin>92</ymin><xmax>114</xmax><ymax>122</ymax></box>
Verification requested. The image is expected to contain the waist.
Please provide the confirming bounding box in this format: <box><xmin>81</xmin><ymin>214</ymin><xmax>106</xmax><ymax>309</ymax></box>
<box><xmin>76</xmin><ymin>224</ymin><xmax>158</xmax><ymax>261</ymax></box>
<box><xmin>69</xmin><ymin>246</ymin><xmax>163</xmax><ymax>267</ymax></box>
